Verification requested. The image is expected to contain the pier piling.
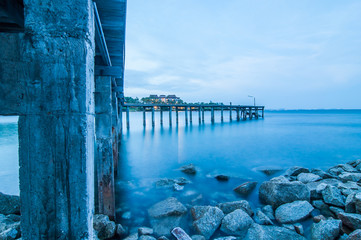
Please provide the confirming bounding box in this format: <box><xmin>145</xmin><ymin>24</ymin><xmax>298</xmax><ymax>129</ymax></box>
<box><xmin>185</xmin><ymin>106</ymin><xmax>188</xmax><ymax>125</ymax></box>
<box><xmin>160</xmin><ymin>107</ymin><xmax>163</xmax><ymax>125</ymax></box>
<box><xmin>169</xmin><ymin>106</ymin><xmax>172</xmax><ymax>126</ymax></box>
<box><xmin>237</xmin><ymin>108</ymin><xmax>240</xmax><ymax>121</ymax></box>
<box><xmin>152</xmin><ymin>107</ymin><xmax>155</xmax><ymax>127</ymax></box>
<box><xmin>143</xmin><ymin>107</ymin><xmax>146</xmax><ymax>127</ymax></box>
<box><xmin>190</xmin><ymin>107</ymin><xmax>193</xmax><ymax>123</ymax></box>
<box><xmin>211</xmin><ymin>107</ymin><xmax>215</xmax><ymax>123</ymax></box>
<box><xmin>230</xmin><ymin>102</ymin><xmax>233</xmax><ymax>121</ymax></box>
<box><xmin>221</xmin><ymin>106</ymin><xmax>224</xmax><ymax>122</ymax></box>
<box><xmin>198</xmin><ymin>107</ymin><xmax>201</xmax><ymax>123</ymax></box>
<box><xmin>176</xmin><ymin>107</ymin><xmax>179</xmax><ymax>124</ymax></box>
<box><xmin>202</xmin><ymin>107</ymin><xmax>205</xmax><ymax>122</ymax></box>
<box><xmin>126</xmin><ymin>106</ymin><xmax>130</xmax><ymax>129</ymax></box>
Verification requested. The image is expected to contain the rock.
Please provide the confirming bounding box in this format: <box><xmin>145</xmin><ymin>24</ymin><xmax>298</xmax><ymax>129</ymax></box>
<box><xmin>139</xmin><ymin>236</ymin><xmax>157</xmax><ymax>240</ymax></box>
<box><xmin>122</xmin><ymin>211</ymin><xmax>131</xmax><ymax>220</ymax></box>
<box><xmin>275</xmin><ymin>201</ymin><xmax>314</xmax><ymax>224</ymax></box>
<box><xmin>339</xmin><ymin>173</ymin><xmax>361</xmax><ymax>183</ymax></box>
<box><xmin>313</xmin><ymin>215</ymin><xmax>326</xmax><ymax>223</ymax></box>
<box><xmin>244</xmin><ymin>224</ymin><xmax>306</xmax><ymax>240</ymax></box>
<box><xmin>116</xmin><ymin>224</ymin><xmax>127</xmax><ymax>237</ymax></box>
<box><xmin>338</xmin><ymin>182</ymin><xmax>361</xmax><ymax>196</ymax></box>
<box><xmin>347</xmin><ymin>229</ymin><xmax>361</xmax><ymax>240</ymax></box>
<box><xmin>215</xmin><ymin>175</ymin><xmax>230</xmax><ymax>181</ymax></box>
<box><xmin>284</xmin><ymin>166</ymin><xmax>310</xmax><ymax>177</ymax></box>
<box><xmin>93</xmin><ymin>214</ymin><xmax>116</xmax><ymax>240</ymax></box>
<box><xmin>328</xmin><ymin>164</ymin><xmax>358</xmax><ymax>175</ymax></box>
<box><xmin>138</xmin><ymin>227</ymin><xmax>154</xmax><ymax>236</ymax></box>
<box><xmin>312</xmin><ymin>200</ymin><xmax>335</xmax><ymax>218</ymax></box>
<box><xmin>191</xmin><ymin>206</ymin><xmax>224</xmax><ymax>240</ymax></box>
<box><xmin>261</xmin><ymin>205</ymin><xmax>275</xmax><ymax>220</ymax></box>
<box><xmin>259</xmin><ymin>169</ymin><xmax>282</xmax><ymax>176</ymax></box>
<box><xmin>220</xmin><ymin>209</ymin><xmax>253</xmax><ymax>238</ymax></box>
<box><xmin>171</xmin><ymin>227</ymin><xmax>192</xmax><ymax>240</ymax></box>
<box><xmin>319</xmin><ymin>178</ymin><xmax>342</xmax><ymax>186</ymax></box>
<box><xmin>148</xmin><ymin>197</ymin><xmax>187</xmax><ymax>237</ymax></box>
<box><xmin>217</xmin><ymin>200</ymin><xmax>254</xmax><ymax>216</ymax></box>
<box><xmin>348</xmin><ymin>160</ymin><xmax>361</xmax><ymax>168</ymax></box>
<box><xmin>311</xmin><ymin>169</ymin><xmax>335</xmax><ymax>179</ymax></box>
<box><xmin>158</xmin><ymin>236</ymin><xmax>169</xmax><ymax>240</ymax></box>
<box><xmin>0</xmin><ymin>193</ymin><xmax>20</xmax><ymax>215</ymax></box>
<box><xmin>5</xmin><ymin>215</ymin><xmax>20</xmax><ymax>223</ymax></box>
<box><xmin>155</xmin><ymin>178</ymin><xmax>177</xmax><ymax>188</ymax></box>
<box><xmin>340</xmin><ymin>234</ymin><xmax>349</xmax><ymax>240</ymax></box>
<box><xmin>180</xmin><ymin>164</ymin><xmax>197</xmax><ymax>175</ymax></box>
<box><xmin>123</xmin><ymin>233</ymin><xmax>138</xmax><ymax>240</ymax></box>
<box><xmin>338</xmin><ymin>212</ymin><xmax>361</xmax><ymax>230</ymax></box>
<box><xmin>191</xmin><ymin>235</ymin><xmax>206</xmax><ymax>240</ymax></box>
<box><xmin>307</xmin><ymin>182</ymin><xmax>326</xmax><ymax>200</ymax></box>
<box><xmin>254</xmin><ymin>209</ymin><xmax>273</xmax><ymax>225</ymax></box>
<box><xmin>213</xmin><ymin>237</ymin><xmax>237</xmax><ymax>240</ymax></box>
<box><xmin>346</xmin><ymin>192</ymin><xmax>361</xmax><ymax>213</ymax></box>
<box><xmin>311</xmin><ymin>219</ymin><xmax>341</xmax><ymax>240</ymax></box>
<box><xmin>233</xmin><ymin>182</ymin><xmax>257</xmax><ymax>196</ymax></box>
<box><xmin>259</xmin><ymin>178</ymin><xmax>310</xmax><ymax>208</ymax></box>
<box><xmin>322</xmin><ymin>185</ymin><xmax>345</xmax><ymax>207</ymax></box>
<box><xmin>0</xmin><ymin>225</ymin><xmax>20</xmax><ymax>240</ymax></box>
<box><xmin>297</xmin><ymin>173</ymin><xmax>321</xmax><ymax>183</ymax></box>
<box><xmin>174</xmin><ymin>183</ymin><xmax>184</xmax><ymax>191</ymax></box>
<box><xmin>329</xmin><ymin>206</ymin><xmax>344</xmax><ymax>216</ymax></box>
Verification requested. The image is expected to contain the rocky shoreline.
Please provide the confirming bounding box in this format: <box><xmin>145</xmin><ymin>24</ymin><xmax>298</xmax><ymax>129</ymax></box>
<box><xmin>3</xmin><ymin>161</ymin><xmax>361</xmax><ymax>239</ymax></box>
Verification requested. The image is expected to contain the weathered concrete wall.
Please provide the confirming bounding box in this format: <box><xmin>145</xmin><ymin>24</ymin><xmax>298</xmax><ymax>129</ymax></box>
<box><xmin>0</xmin><ymin>0</ymin><xmax>97</xmax><ymax>239</ymax></box>
<box><xmin>95</xmin><ymin>76</ymin><xmax>115</xmax><ymax>220</ymax></box>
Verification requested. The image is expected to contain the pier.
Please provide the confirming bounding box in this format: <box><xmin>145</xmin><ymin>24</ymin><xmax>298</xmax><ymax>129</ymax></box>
<box><xmin>123</xmin><ymin>104</ymin><xmax>264</xmax><ymax>128</ymax></box>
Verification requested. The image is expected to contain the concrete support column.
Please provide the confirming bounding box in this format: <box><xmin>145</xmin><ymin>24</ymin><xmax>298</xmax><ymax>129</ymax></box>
<box><xmin>176</xmin><ymin>107</ymin><xmax>179</xmax><ymax>124</ymax></box>
<box><xmin>95</xmin><ymin>76</ymin><xmax>115</xmax><ymax>220</ymax></box>
<box><xmin>189</xmin><ymin>107</ymin><xmax>192</xmax><ymax>123</ymax></box>
<box><xmin>221</xmin><ymin>106</ymin><xmax>224</xmax><ymax>122</ymax></box>
<box><xmin>126</xmin><ymin>106</ymin><xmax>130</xmax><ymax>129</ymax></box>
<box><xmin>169</xmin><ymin>106</ymin><xmax>172</xmax><ymax>126</ymax></box>
<box><xmin>201</xmin><ymin>107</ymin><xmax>205</xmax><ymax>122</ymax></box>
<box><xmin>111</xmin><ymin>88</ymin><xmax>120</xmax><ymax>177</ymax></box>
<box><xmin>143</xmin><ymin>107</ymin><xmax>146</xmax><ymax>127</ymax></box>
<box><xmin>211</xmin><ymin>107</ymin><xmax>215</xmax><ymax>123</ymax></box>
<box><xmin>249</xmin><ymin>107</ymin><xmax>253</xmax><ymax>120</ymax></box>
<box><xmin>160</xmin><ymin>107</ymin><xmax>163</xmax><ymax>125</ymax></box>
<box><xmin>262</xmin><ymin>108</ymin><xmax>265</xmax><ymax>118</ymax></box>
<box><xmin>237</xmin><ymin>108</ymin><xmax>240</xmax><ymax>121</ymax></box>
<box><xmin>198</xmin><ymin>107</ymin><xmax>201</xmax><ymax>124</ymax></box>
<box><xmin>18</xmin><ymin>1</ymin><xmax>95</xmax><ymax>238</ymax></box>
<box><xmin>185</xmin><ymin>106</ymin><xmax>188</xmax><ymax>125</ymax></box>
<box><xmin>152</xmin><ymin>107</ymin><xmax>155</xmax><ymax>127</ymax></box>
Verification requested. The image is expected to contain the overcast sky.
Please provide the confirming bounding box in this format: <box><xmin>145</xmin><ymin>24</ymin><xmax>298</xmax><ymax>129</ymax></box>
<box><xmin>124</xmin><ymin>0</ymin><xmax>361</xmax><ymax>109</ymax></box>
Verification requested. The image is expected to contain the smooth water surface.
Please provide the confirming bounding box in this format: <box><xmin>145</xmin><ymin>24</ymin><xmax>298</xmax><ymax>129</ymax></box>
<box><xmin>116</xmin><ymin>110</ymin><xmax>361</xmax><ymax>227</ymax></box>
<box><xmin>0</xmin><ymin>111</ymin><xmax>361</xmax><ymax>229</ymax></box>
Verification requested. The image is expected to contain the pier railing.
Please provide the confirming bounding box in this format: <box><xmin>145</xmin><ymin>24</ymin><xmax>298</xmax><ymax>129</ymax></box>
<box><xmin>122</xmin><ymin>103</ymin><xmax>264</xmax><ymax>128</ymax></box>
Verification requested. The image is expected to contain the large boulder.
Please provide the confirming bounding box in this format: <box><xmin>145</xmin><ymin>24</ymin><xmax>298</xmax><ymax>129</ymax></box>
<box><xmin>244</xmin><ymin>224</ymin><xmax>306</xmax><ymax>240</ymax></box>
<box><xmin>346</xmin><ymin>192</ymin><xmax>361</xmax><ymax>213</ymax></box>
<box><xmin>191</xmin><ymin>206</ymin><xmax>224</xmax><ymax>239</ymax></box>
<box><xmin>261</xmin><ymin>205</ymin><xmax>275</xmax><ymax>220</ymax></box>
<box><xmin>0</xmin><ymin>193</ymin><xmax>20</xmax><ymax>215</ymax></box>
<box><xmin>311</xmin><ymin>219</ymin><xmax>342</xmax><ymax>240</ymax></box>
<box><xmin>171</xmin><ymin>227</ymin><xmax>192</xmax><ymax>240</ymax></box>
<box><xmin>284</xmin><ymin>166</ymin><xmax>310</xmax><ymax>177</ymax></box>
<box><xmin>297</xmin><ymin>173</ymin><xmax>321</xmax><ymax>184</ymax></box>
<box><xmin>338</xmin><ymin>212</ymin><xmax>361</xmax><ymax>230</ymax></box>
<box><xmin>254</xmin><ymin>209</ymin><xmax>273</xmax><ymax>225</ymax></box>
<box><xmin>233</xmin><ymin>182</ymin><xmax>257</xmax><ymax>196</ymax></box>
<box><xmin>311</xmin><ymin>169</ymin><xmax>335</xmax><ymax>179</ymax></box>
<box><xmin>93</xmin><ymin>214</ymin><xmax>116</xmax><ymax>240</ymax></box>
<box><xmin>220</xmin><ymin>209</ymin><xmax>253</xmax><ymax>238</ymax></box>
<box><xmin>0</xmin><ymin>214</ymin><xmax>20</xmax><ymax>240</ymax></box>
<box><xmin>339</xmin><ymin>173</ymin><xmax>361</xmax><ymax>183</ymax></box>
<box><xmin>180</xmin><ymin>164</ymin><xmax>197</xmax><ymax>175</ymax></box>
<box><xmin>322</xmin><ymin>185</ymin><xmax>345</xmax><ymax>207</ymax></box>
<box><xmin>217</xmin><ymin>200</ymin><xmax>254</xmax><ymax>216</ymax></box>
<box><xmin>328</xmin><ymin>164</ymin><xmax>357</xmax><ymax>175</ymax></box>
<box><xmin>275</xmin><ymin>201</ymin><xmax>314</xmax><ymax>224</ymax></box>
<box><xmin>259</xmin><ymin>178</ymin><xmax>310</xmax><ymax>208</ymax></box>
<box><xmin>148</xmin><ymin>197</ymin><xmax>187</xmax><ymax>237</ymax></box>
<box><xmin>347</xmin><ymin>229</ymin><xmax>361</xmax><ymax>240</ymax></box>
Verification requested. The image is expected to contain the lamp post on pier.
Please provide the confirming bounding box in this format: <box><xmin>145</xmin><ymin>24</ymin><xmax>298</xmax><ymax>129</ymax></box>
<box><xmin>248</xmin><ymin>95</ymin><xmax>256</xmax><ymax>106</ymax></box>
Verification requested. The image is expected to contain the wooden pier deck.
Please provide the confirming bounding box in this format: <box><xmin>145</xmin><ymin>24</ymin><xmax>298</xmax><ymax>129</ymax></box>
<box><xmin>123</xmin><ymin>103</ymin><xmax>265</xmax><ymax>128</ymax></box>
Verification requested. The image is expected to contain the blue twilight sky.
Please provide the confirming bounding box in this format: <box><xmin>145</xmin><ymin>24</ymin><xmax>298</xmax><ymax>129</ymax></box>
<box><xmin>124</xmin><ymin>0</ymin><xmax>361</xmax><ymax>109</ymax></box>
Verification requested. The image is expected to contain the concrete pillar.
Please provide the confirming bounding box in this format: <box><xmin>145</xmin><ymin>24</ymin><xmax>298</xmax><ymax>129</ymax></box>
<box><xmin>237</xmin><ymin>108</ymin><xmax>240</xmax><ymax>121</ymax></box>
<box><xmin>176</xmin><ymin>107</ymin><xmax>179</xmax><ymax>124</ymax></box>
<box><xmin>111</xmin><ymin>88</ymin><xmax>119</xmax><ymax>178</ymax></box>
<box><xmin>126</xmin><ymin>106</ymin><xmax>130</xmax><ymax>129</ymax></box>
<box><xmin>262</xmin><ymin>107</ymin><xmax>265</xmax><ymax>118</ymax></box>
<box><xmin>201</xmin><ymin>107</ymin><xmax>205</xmax><ymax>122</ymax></box>
<box><xmin>143</xmin><ymin>107</ymin><xmax>146</xmax><ymax>127</ymax></box>
<box><xmin>95</xmin><ymin>76</ymin><xmax>115</xmax><ymax>220</ymax></box>
<box><xmin>189</xmin><ymin>107</ymin><xmax>192</xmax><ymax>123</ymax></box>
<box><xmin>198</xmin><ymin>106</ymin><xmax>201</xmax><ymax>124</ymax></box>
<box><xmin>221</xmin><ymin>106</ymin><xmax>224</xmax><ymax>122</ymax></box>
<box><xmin>249</xmin><ymin>107</ymin><xmax>253</xmax><ymax>119</ymax></box>
<box><xmin>169</xmin><ymin>106</ymin><xmax>172</xmax><ymax>126</ymax></box>
<box><xmin>152</xmin><ymin>107</ymin><xmax>155</xmax><ymax>127</ymax></box>
<box><xmin>185</xmin><ymin>106</ymin><xmax>188</xmax><ymax>125</ymax></box>
<box><xmin>160</xmin><ymin>107</ymin><xmax>163</xmax><ymax>125</ymax></box>
<box><xmin>230</xmin><ymin>103</ymin><xmax>233</xmax><ymax>121</ymax></box>
<box><xmin>211</xmin><ymin>107</ymin><xmax>215</xmax><ymax>123</ymax></box>
<box><xmin>17</xmin><ymin>1</ymin><xmax>96</xmax><ymax>238</ymax></box>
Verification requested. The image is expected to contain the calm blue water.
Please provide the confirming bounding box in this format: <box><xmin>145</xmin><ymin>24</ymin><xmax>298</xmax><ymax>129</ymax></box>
<box><xmin>1</xmin><ymin>111</ymin><xmax>361</xmax><ymax>229</ymax></box>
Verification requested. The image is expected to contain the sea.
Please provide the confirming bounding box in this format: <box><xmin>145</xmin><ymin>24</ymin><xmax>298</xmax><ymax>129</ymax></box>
<box><xmin>1</xmin><ymin>110</ymin><xmax>361</xmax><ymax>234</ymax></box>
